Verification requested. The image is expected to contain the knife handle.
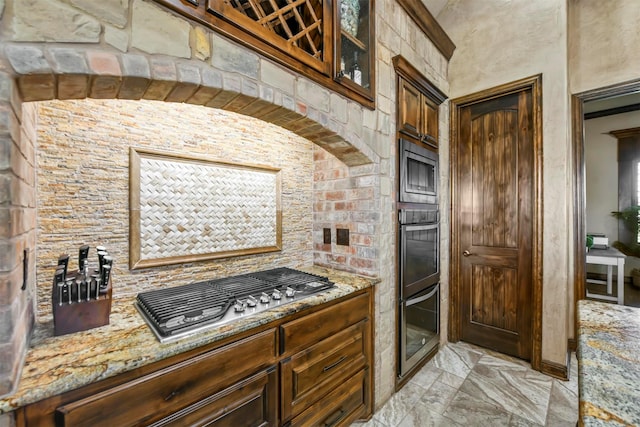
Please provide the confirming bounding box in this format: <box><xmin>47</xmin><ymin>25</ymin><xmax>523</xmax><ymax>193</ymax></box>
<box><xmin>54</xmin><ymin>268</ymin><xmax>65</xmax><ymax>305</ymax></box>
<box><xmin>57</xmin><ymin>254</ymin><xmax>69</xmax><ymax>280</ymax></box>
<box><xmin>54</xmin><ymin>267</ymin><xmax>65</xmax><ymax>285</ymax></box>
<box><xmin>97</xmin><ymin>251</ymin><xmax>108</xmax><ymax>276</ymax></box>
<box><xmin>100</xmin><ymin>265</ymin><xmax>111</xmax><ymax>294</ymax></box>
<box><xmin>78</xmin><ymin>245</ymin><xmax>90</xmax><ymax>272</ymax></box>
<box><xmin>102</xmin><ymin>256</ymin><xmax>113</xmax><ymax>282</ymax></box>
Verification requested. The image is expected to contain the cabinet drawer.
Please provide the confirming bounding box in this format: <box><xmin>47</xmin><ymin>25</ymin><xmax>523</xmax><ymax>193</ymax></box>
<box><xmin>281</xmin><ymin>322</ymin><xmax>366</xmax><ymax>422</ymax></box>
<box><xmin>288</xmin><ymin>369</ymin><xmax>366</xmax><ymax>427</ymax></box>
<box><xmin>280</xmin><ymin>292</ymin><xmax>369</xmax><ymax>356</ymax></box>
<box><xmin>150</xmin><ymin>366</ymin><xmax>277</xmax><ymax>427</ymax></box>
<box><xmin>55</xmin><ymin>329</ymin><xmax>276</xmax><ymax>427</ymax></box>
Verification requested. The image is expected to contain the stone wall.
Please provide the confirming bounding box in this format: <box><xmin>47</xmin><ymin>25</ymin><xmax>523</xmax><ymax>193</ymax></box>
<box><xmin>0</xmin><ymin>68</ymin><xmax>35</xmax><ymax>401</ymax></box>
<box><xmin>34</xmin><ymin>99</ymin><xmax>315</xmax><ymax>318</ymax></box>
<box><xmin>0</xmin><ymin>0</ymin><xmax>450</xmax><ymax>411</ymax></box>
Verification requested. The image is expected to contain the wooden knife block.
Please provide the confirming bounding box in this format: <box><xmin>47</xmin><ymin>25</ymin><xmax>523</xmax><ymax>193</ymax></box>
<box><xmin>52</xmin><ymin>272</ymin><xmax>112</xmax><ymax>336</ymax></box>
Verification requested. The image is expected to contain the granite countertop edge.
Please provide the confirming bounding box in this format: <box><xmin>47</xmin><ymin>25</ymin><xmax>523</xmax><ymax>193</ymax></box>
<box><xmin>0</xmin><ymin>266</ymin><xmax>379</xmax><ymax>414</ymax></box>
<box><xmin>577</xmin><ymin>299</ymin><xmax>640</xmax><ymax>426</ymax></box>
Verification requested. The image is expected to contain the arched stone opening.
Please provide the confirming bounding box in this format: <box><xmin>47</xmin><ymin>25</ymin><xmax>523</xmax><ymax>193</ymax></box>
<box><xmin>3</xmin><ymin>43</ymin><xmax>378</xmax><ymax>167</ymax></box>
<box><xmin>0</xmin><ymin>43</ymin><xmax>381</xmax><ymax>397</ymax></box>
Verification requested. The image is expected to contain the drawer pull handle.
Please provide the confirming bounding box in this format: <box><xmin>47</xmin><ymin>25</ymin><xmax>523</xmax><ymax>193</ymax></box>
<box><xmin>324</xmin><ymin>409</ymin><xmax>345</xmax><ymax>427</ymax></box>
<box><xmin>323</xmin><ymin>356</ymin><xmax>347</xmax><ymax>372</ymax></box>
<box><xmin>164</xmin><ymin>390</ymin><xmax>179</xmax><ymax>401</ymax></box>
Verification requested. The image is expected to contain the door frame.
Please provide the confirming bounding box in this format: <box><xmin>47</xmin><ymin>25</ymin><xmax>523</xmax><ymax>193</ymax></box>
<box><xmin>572</xmin><ymin>78</ymin><xmax>640</xmax><ymax>346</ymax></box>
<box><xmin>449</xmin><ymin>74</ymin><xmax>543</xmax><ymax>372</ymax></box>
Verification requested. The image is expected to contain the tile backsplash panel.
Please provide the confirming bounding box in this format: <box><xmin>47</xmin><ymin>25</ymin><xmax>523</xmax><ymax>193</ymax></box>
<box><xmin>35</xmin><ymin>99</ymin><xmax>314</xmax><ymax>321</ymax></box>
<box><xmin>131</xmin><ymin>149</ymin><xmax>281</xmax><ymax>268</ymax></box>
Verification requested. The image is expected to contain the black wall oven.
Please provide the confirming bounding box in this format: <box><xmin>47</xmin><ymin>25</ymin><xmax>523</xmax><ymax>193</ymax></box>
<box><xmin>398</xmin><ymin>207</ymin><xmax>440</xmax><ymax>377</ymax></box>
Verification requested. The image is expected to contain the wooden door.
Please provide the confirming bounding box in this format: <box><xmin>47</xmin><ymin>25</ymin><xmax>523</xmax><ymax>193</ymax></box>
<box><xmin>457</xmin><ymin>89</ymin><xmax>534</xmax><ymax>360</ymax></box>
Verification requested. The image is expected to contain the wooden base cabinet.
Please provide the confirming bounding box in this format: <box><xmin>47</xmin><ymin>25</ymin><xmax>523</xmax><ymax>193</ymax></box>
<box><xmin>148</xmin><ymin>367</ymin><xmax>277</xmax><ymax>427</ymax></box>
<box><xmin>17</xmin><ymin>289</ymin><xmax>373</xmax><ymax>427</ymax></box>
<box><xmin>280</xmin><ymin>292</ymin><xmax>372</xmax><ymax>426</ymax></box>
<box><xmin>287</xmin><ymin>369</ymin><xmax>367</xmax><ymax>427</ymax></box>
<box><xmin>51</xmin><ymin>329</ymin><xmax>278</xmax><ymax>427</ymax></box>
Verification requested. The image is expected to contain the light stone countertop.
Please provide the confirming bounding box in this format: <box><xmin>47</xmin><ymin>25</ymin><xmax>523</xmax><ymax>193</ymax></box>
<box><xmin>0</xmin><ymin>266</ymin><xmax>378</xmax><ymax>414</ymax></box>
<box><xmin>577</xmin><ymin>299</ymin><xmax>640</xmax><ymax>426</ymax></box>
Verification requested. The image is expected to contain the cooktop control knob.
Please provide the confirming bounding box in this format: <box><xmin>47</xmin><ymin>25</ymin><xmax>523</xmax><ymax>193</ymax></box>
<box><xmin>234</xmin><ymin>299</ymin><xmax>246</xmax><ymax>312</ymax></box>
<box><xmin>246</xmin><ymin>295</ymin><xmax>257</xmax><ymax>307</ymax></box>
<box><xmin>272</xmin><ymin>289</ymin><xmax>282</xmax><ymax>300</ymax></box>
<box><xmin>285</xmin><ymin>286</ymin><xmax>296</xmax><ymax>298</ymax></box>
<box><xmin>260</xmin><ymin>292</ymin><xmax>270</xmax><ymax>304</ymax></box>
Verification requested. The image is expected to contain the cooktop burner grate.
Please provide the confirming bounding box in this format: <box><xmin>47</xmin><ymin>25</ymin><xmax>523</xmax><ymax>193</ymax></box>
<box><xmin>136</xmin><ymin>268</ymin><xmax>334</xmax><ymax>342</ymax></box>
<box><xmin>248</xmin><ymin>268</ymin><xmax>334</xmax><ymax>293</ymax></box>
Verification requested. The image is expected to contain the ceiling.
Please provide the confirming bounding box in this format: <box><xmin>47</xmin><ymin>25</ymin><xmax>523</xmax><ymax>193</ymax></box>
<box><xmin>584</xmin><ymin>92</ymin><xmax>640</xmax><ymax>114</ymax></box>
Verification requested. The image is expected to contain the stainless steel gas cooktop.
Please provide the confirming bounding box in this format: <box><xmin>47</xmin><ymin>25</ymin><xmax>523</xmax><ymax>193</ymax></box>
<box><xmin>135</xmin><ymin>268</ymin><xmax>334</xmax><ymax>342</ymax></box>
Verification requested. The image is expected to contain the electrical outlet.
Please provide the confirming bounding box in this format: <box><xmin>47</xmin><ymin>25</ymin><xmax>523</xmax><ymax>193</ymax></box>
<box><xmin>22</xmin><ymin>249</ymin><xmax>29</xmax><ymax>290</ymax></box>
<box><xmin>323</xmin><ymin>228</ymin><xmax>331</xmax><ymax>244</ymax></box>
<box><xmin>337</xmin><ymin>228</ymin><xmax>349</xmax><ymax>246</ymax></box>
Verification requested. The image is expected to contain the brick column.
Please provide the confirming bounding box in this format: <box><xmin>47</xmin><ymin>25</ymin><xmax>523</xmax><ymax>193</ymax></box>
<box><xmin>0</xmin><ymin>71</ymin><xmax>35</xmax><ymax>399</ymax></box>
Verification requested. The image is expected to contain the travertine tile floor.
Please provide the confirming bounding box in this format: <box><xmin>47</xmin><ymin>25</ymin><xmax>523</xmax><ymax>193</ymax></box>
<box><xmin>354</xmin><ymin>341</ymin><xmax>578</xmax><ymax>426</ymax></box>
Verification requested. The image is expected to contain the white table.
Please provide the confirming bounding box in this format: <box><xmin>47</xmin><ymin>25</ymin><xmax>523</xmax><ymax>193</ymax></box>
<box><xmin>586</xmin><ymin>247</ymin><xmax>626</xmax><ymax>305</ymax></box>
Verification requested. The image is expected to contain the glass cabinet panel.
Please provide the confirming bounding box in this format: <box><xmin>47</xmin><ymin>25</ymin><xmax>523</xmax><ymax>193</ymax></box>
<box><xmin>336</xmin><ymin>0</ymin><xmax>374</xmax><ymax>97</ymax></box>
<box><xmin>153</xmin><ymin>0</ymin><xmax>374</xmax><ymax>107</ymax></box>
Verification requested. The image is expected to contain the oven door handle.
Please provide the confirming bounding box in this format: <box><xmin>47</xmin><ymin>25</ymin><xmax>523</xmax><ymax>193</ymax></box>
<box><xmin>406</xmin><ymin>285</ymin><xmax>439</xmax><ymax>306</ymax></box>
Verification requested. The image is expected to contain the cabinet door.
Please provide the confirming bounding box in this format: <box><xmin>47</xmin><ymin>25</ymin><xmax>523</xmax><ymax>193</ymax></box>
<box><xmin>280</xmin><ymin>292</ymin><xmax>370</xmax><ymax>356</ymax></box>
<box><xmin>149</xmin><ymin>366</ymin><xmax>278</xmax><ymax>427</ymax></box>
<box><xmin>55</xmin><ymin>329</ymin><xmax>276</xmax><ymax>427</ymax></box>
<box><xmin>281</xmin><ymin>321</ymin><xmax>367</xmax><ymax>422</ymax></box>
<box><xmin>288</xmin><ymin>369</ymin><xmax>366</xmax><ymax>427</ymax></box>
<box><xmin>422</xmin><ymin>96</ymin><xmax>439</xmax><ymax>147</ymax></box>
<box><xmin>398</xmin><ymin>78</ymin><xmax>422</xmax><ymax>141</ymax></box>
<box><xmin>335</xmin><ymin>0</ymin><xmax>375</xmax><ymax>101</ymax></box>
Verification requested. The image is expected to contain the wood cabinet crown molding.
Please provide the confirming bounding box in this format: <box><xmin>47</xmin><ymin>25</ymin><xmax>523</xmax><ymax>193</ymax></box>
<box><xmin>609</xmin><ymin>127</ymin><xmax>640</xmax><ymax>140</ymax></box>
<box><xmin>394</xmin><ymin>0</ymin><xmax>456</xmax><ymax>60</ymax></box>
<box><xmin>392</xmin><ymin>55</ymin><xmax>447</xmax><ymax>105</ymax></box>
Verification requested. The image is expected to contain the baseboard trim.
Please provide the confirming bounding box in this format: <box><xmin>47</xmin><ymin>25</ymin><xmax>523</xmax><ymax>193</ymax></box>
<box><xmin>540</xmin><ymin>358</ymin><xmax>568</xmax><ymax>380</ymax></box>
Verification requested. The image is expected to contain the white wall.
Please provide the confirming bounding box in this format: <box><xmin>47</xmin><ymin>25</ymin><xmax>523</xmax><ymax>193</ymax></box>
<box><xmin>436</xmin><ymin>0</ymin><xmax>571</xmax><ymax>366</ymax></box>
<box><xmin>585</xmin><ymin>110</ymin><xmax>640</xmax><ymax>274</ymax></box>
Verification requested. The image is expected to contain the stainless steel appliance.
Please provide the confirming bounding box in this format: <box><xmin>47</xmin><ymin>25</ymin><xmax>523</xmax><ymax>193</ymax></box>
<box><xmin>399</xmin><ymin>282</ymin><xmax>439</xmax><ymax>377</ymax></box>
<box><xmin>399</xmin><ymin>138</ymin><xmax>438</xmax><ymax>204</ymax></box>
<box><xmin>399</xmin><ymin>208</ymin><xmax>439</xmax><ymax>298</ymax></box>
<box><xmin>397</xmin><ymin>207</ymin><xmax>440</xmax><ymax>377</ymax></box>
<box><xmin>136</xmin><ymin>268</ymin><xmax>334</xmax><ymax>342</ymax></box>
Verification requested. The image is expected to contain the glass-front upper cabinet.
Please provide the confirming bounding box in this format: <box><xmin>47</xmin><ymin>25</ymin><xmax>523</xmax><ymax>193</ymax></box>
<box><xmin>153</xmin><ymin>0</ymin><xmax>375</xmax><ymax>107</ymax></box>
<box><xmin>335</xmin><ymin>0</ymin><xmax>374</xmax><ymax>100</ymax></box>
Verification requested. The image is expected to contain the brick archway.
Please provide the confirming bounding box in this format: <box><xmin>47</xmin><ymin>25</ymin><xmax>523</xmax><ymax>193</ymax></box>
<box><xmin>2</xmin><ymin>43</ymin><xmax>378</xmax><ymax>167</ymax></box>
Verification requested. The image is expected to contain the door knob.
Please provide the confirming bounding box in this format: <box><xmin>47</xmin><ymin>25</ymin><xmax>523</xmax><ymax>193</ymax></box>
<box><xmin>463</xmin><ymin>250</ymin><xmax>472</xmax><ymax>257</ymax></box>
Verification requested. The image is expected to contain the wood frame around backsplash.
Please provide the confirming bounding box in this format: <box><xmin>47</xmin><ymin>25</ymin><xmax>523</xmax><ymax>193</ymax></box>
<box><xmin>129</xmin><ymin>148</ymin><xmax>282</xmax><ymax>269</ymax></box>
